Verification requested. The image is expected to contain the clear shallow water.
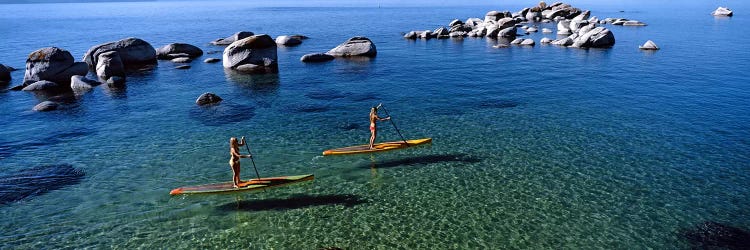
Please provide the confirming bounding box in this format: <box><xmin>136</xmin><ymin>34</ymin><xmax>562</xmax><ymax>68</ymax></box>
<box><xmin>1</xmin><ymin>1</ymin><xmax>750</xmax><ymax>249</ymax></box>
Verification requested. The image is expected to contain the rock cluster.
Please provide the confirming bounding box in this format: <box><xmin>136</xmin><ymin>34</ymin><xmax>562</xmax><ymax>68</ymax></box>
<box><xmin>403</xmin><ymin>1</ymin><xmax>620</xmax><ymax>49</ymax></box>
<box><xmin>83</xmin><ymin>37</ymin><xmax>157</xmax><ymax>86</ymax></box>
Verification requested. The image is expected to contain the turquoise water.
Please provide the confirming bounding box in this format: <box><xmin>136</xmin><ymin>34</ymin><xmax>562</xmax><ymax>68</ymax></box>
<box><xmin>1</xmin><ymin>1</ymin><xmax>750</xmax><ymax>248</ymax></box>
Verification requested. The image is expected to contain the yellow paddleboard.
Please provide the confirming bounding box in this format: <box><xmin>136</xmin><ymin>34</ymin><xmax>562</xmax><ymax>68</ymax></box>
<box><xmin>322</xmin><ymin>138</ymin><xmax>432</xmax><ymax>156</ymax></box>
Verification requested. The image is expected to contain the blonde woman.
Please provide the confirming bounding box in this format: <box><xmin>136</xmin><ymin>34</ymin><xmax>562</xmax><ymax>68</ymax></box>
<box><xmin>229</xmin><ymin>136</ymin><xmax>252</xmax><ymax>188</ymax></box>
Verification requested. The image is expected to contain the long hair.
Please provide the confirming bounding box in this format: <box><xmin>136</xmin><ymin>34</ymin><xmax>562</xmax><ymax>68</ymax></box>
<box><xmin>229</xmin><ymin>137</ymin><xmax>238</xmax><ymax>147</ymax></box>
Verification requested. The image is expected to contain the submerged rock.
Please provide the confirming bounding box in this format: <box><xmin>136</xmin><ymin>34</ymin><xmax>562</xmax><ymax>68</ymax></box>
<box><xmin>196</xmin><ymin>92</ymin><xmax>222</xmax><ymax>105</ymax></box>
<box><xmin>204</xmin><ymin>58</ymin><xmax>220</xmax><ymax>63</ymax></box>
<box><xmin>326</xmin><ymin>36</ymin><xmax>377</xmax><ymax>57</ymax></box>
<box><xmin>300</xmin><ymin>53</ymin><xmax>334</xmax><ymax>63</ymax></box>
<box><xmin>540</xmin><ymin>37</ymin><xmax>553</xmax><ymax>44</ymax></box>
<box><xmin>0</xmin><ymin>63</ymin><xmax>9</xmax><ymax>83</ymax></box>
<box><xmin>175</xmin><ymin>65</ymin><xmax>191</xmax><ymax>69</ymax></box>
<box><xmin>0</xmin><ymin>164</ymin><xmax>84</xmax><ymax>204</ymax></box>
<box><xmin>32</xmin><ymin>101</ymin><xmax>59</xmax><ymax>111</ymax></box>
<box><xmin>22</xmin><ymin>80</ymin><xmax>60</xmax><ymax>92</ymax></box>
<box><xmin>542</xmin><ymin>28</ymin><xmax>552</xmax><ymax>33</ymax></box>
<box><xmin>223</xmin><ymin>34</ymin><xmax>278</xmax><ymax>74</ymax></box>
<box><xmin>623</xmin><ymin>20</ymin><xmax>647</xmax><ymax>26</ymax></box>
<box><xmin>171</xmin><ymin>57</ymin><xmax>192</xmax><ymax>63</ymax></box>
<box><xmin>520</xmin><ymin>39</ymin><xmax>535</xmax><ymax>46</ymax></box>
<box><xmin>211</xmin><ymin>31</ymin><xmax>255</xmax><ymax>46</ymax></box>
<box><xmin>682</xmin><ymin>221</ymin><xmax>750</xmax><ymax>249</ymax></box>
<box><xmin>70</xmin><ymin>75</ymin><xmax>100</xmax><ymax>91</ymax></box>
<box><xmin>156</xmin><ymin>43</ymin><xmax>203</xmax><ymax>60</ymax></box>
<box><xmin>639</xmin><ymin>40</ymin><xmax>659</xmax><ymax>50</ymax></box>
<box><xmin>275</xmin><ymin>35</ymin><xmax>302</xmax><ymax>46</ymax></box>
<box><xmin>711</xmin><ymin>7</ymin><xmax>733</xmax><ymax>17</ymax></box>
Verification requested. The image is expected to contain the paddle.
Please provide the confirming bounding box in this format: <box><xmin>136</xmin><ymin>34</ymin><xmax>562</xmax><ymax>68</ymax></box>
<box><xmin>379</xmin><ymin>104</ymin><xmax>409</xmax><ymax>147</ymax></box>
<box><xmin>242</xmin><ymin>136</ymin><xmax>262</xmax><ymax>181</ymax></box>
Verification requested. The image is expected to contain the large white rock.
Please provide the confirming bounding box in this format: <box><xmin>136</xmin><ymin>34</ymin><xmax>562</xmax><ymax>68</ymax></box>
<box><xmin>222</xmin><ymin>34</ymin><xmax>278</xmax><ymax>73</ymax></box>
<box><xmin>326</xmin><ymin>37</ymin><xmax>377</xmax><ymax>57</ymax></box>
<box><xmin>639</xmin><ymin>40</ymin><xmax>659</xmax><ymax>50</ymax></box>
<box><xmin>711</xmin><ymin>7</ymin><xmax>733</xmax><ymax>17</ymax></box>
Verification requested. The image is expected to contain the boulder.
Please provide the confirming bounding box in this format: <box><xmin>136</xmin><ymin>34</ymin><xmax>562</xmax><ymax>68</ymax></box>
<box><xmin>404</xmin><ymin>31</ymin><xmax>418</xmax><ymax>39</ymax></box>
<box><xmin>557</xmin><ymin>20</ymin><xmax>572</xmax><ymax>35</ymax></box>
<box><xmin>527</xmin><ymin>26</ymin><xmax>538</xmax><ymax>32</ymax></box>
<box><xmin>540</xmin><ymin>37</ymin><xmax>553</xmax><ymax>43</ymax></box>
<box><xmin>22</xmin><ymin>80</ymin><xmax>60</xmax><ymax>91</ymax></box>
<box><xmin>449</xmin><ymin>19</ymin><xmax>463</xmax><ymax>27</ymax></box>
<box><xmin>485</xmin><ymin>11</ymin><xmax>505</xmax><ymax>22</ymax></box>
<box><xmin>433</xmin><ymin>27</ymin><xmax>449</xmax><ymax>38</ymax></box>
<box><xmin>223</xmin><ymin>34</ymin><xmax>278</xmax><ymax>73</ymax></box>
<box><xmin>95</xmin><ymin>51</ymin><xmax>126</xmax><ymax>86</ymax></box>
<box><xmin>486</xmin><ymin>26</ymin><xmax>500</xmax><ymax>37</ymax></box>
<box><xmin>33</xmin><ymin>101</ymin><xmax>59</xmax><ymax>112</ymax></box>
<box><xmin>465</xmin><ymin>18</ymin><xmax>483</xmax><ymax>28</ymax></box>
<box><xmin>419</xmin><ymin>30</ymin><xmax>434</xmax><ymax>39</ymax></box>
<box><xmin>711</xmin><ymin>7</ymin><xmax>733</xmax><ymax>17</ymax></box>
<box><xmin>0</xmin><ymin>63</ymin><xmax>10</xmax><ymax>83</ymax></box>
<box><xmin>572</xmin><ymin>10</ymin><xmax>590</xmax><ymax>21</ymax></box>
<box><xmin>70</xmin><ymin>75</ymin><xmax>100</xmax><ymax>91</ymax></box>
<box><xmin>571</xmin><ymin>27</ymin><xmax>615</xmax><ymax>48</ymax></box>
<box><xmin>275</xmin><ymin>35</ymin><xmax>302</xmax><ymax>46</ymax></box>
<box><xmin>525</xmin><ymin>11</ymin><xmax>541</xmax><ymax>21</ymax></box>
<box><xmin>156</xmin><ymin>43</ymin><xmax>203</xmax><ymax>59</ymax></box>
<box><xmin>171</xmin><ymin>57</ymin><xmax>192</xmax><ymax>63</ymax></box>
<box><xmin>300</xmin><ymin>53</ymin><xmax>334</xmax><ymax>63</ymax></box>
<box><xmin>588</xmin><ymin>16</ymin><xmax>599</xmax><ymax>23</ymax></box>
<box><xmin>521</xmin><ymin>39</ymin><xmax>535</xmax><ymax>46</ymax></box>
<box><xmin>23</xmin><ymin>47</ymin><xmax>88</xmax><ymax>86</ymax></box>
<box><xmin>211</xmin><ymin>31</ymin><xmax>255</xmax><ymax>45</ymax></box>
<box><xmin>510</xmin><ymin>38</ymin><xmax>523</xmax><ymax>44</ymax></box>
<box><xmin>326</xmin><ymin>36</ymin><xmax>377</xmax><ymax>57</ymax></box>
<box><xmin>204</xmin><ymin>58</ymin><xmax>221</xmax><ymax>63</ymax></box>
<box><xmin>551</xmin><ymin>37</ymin><xmax>574</xmax><ymax>46</ymax></box>
<box><xmin>639</xmin><ymin>40</ymin><xmax>659</xmax><ymax>50</ymax></box>
<box><xmin>569</xmin><ymin>20</ymin><xmax>589</xmax><ymax>32</ymax></box>
<box><xmin>196</xmin><ymin>92</ymin><xmax>223</xmax><ymax>106</ymax></box>
<box><xmin>542</xmin><ymin>28</ymin><xmax>552</xmax><ymax>33</ymax></box>
<box><xmin>83</xmin><ymin>37</ymin><xmax>157</xmax><ymax>70</ymax></box>
<box><xmin>623</xmin><ymin>20</ymin><xmax>647</xmax><ymax>26</ymax></box>
<box><xmin>496</xmin><ymin>17</ymin><xmax>517</xmax><ymax>30</ymax></box>
<box><xmin>497</xmin><ymin>26</ymin><xmax>517</xmax><ymax>38</ymax></box>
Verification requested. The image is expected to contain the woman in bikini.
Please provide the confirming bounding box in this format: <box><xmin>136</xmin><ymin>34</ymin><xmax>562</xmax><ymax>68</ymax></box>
<box><xmin>369</xmin><ymin>104</ymin><xmax>390</xmax><ymax>149</ymax></box>
<box><xmin>229</xmin><ymin>136</ymin><xmax>252</xmax><ymax>188</ymax></box>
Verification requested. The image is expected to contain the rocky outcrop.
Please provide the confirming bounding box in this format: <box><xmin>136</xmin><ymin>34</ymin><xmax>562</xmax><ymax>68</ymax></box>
<box><xmin>711</xmin><ymin>7</ymin><xmax>733</xmax><ymax>17</ymax></box>
<box><xmin>0</xmin><ymin>63</ymin><xmax>9</xmax><ymax>83</ymax></box>
<box><xmin>156</xmin><ymin>43</ymin><xmax>203</xmax><ymax>60</ymax></box>
<box><xmin>33</xmin><ymin>101</ymin><xmax>59</xmax><ymax>112</ymax></box>
<box><xmin>196</xmin><ymin>92</ymin><xmax>222</xmax><ymax>106</ymax></box>
<box><xmin>639</xmin><ymin>40</ymin><xmax>659</xmax><ymax>50</ymax></box>
<box><xmin>211</xmin><ymin>31</ymin><xmax>255</xmax><ymax>45</ymax></box>
<box><xmin>300</xmin><ymin>53</ymin><xmax>334</xmax><ymax>63</ymax></box>
<box><xmin>95</xmin><ymin>51</ymin><xmax>126</xmax><ymax>86</ymax></box>
<box><xmin>275</xmin><ymin>36</ymin><xmax>302</xmax><ymax>46</ymax></box>
<box><xmin>22</xmin><ymin>47</ymin><xmax>88</xmax><ymax>87</ymax></box>
<box><xmin>222</xmin><ymin>34</ymin><xmax>278</xmax><ymax>74</ymax></box>
<box><xmin>83</xmin><ymin>37</ymin><xmax>157</xmax><ymax>71</ymax></box>
<box><xmin>326</xmin><ymin>37</ymin><xmax>377</xmax><ymax>57</ymax></box>
<box><xmin>571</xmin><ymin>27</ymin><xmax>615</xmax><ymax>48</ymax></box>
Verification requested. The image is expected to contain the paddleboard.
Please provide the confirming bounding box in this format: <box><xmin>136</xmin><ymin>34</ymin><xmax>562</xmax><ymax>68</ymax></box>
<box><xmin>169</xmin><ymin>174</ymin><xmax>314</xmax><ymax>195</ymax></box>
<box><xmin>322</xmin><ymin>138</ymin><xmax>432</xmax><ymax>156</ymax></box>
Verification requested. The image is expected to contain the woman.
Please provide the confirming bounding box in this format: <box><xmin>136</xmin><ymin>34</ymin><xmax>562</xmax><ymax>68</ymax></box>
<box><xmin>229</xmin><ymin>136</ymin><xmax>252</xmax><ymax>188</ymax></box>
<box><xmin>369</xmin><ymin>105</ymin><xmax>390</xmax><ymax>149</ymax></box>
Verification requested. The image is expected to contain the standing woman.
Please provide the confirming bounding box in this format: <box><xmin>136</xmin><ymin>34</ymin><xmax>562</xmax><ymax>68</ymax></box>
<box><xmin>369</xmin><ymin>104</ymin><xmax>390</xmax><ymax>149</ymax></box>
<box><xmin>229</xmin><ymin>136</ymin><xmax>252</xmax><ymax>188</ymax></box>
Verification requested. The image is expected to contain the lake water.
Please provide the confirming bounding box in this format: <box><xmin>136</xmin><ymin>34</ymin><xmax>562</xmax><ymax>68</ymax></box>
<box><xmin>1</xmin><ymin>1</ymin><xmax>749</xmax><ymax>248</ymax></box>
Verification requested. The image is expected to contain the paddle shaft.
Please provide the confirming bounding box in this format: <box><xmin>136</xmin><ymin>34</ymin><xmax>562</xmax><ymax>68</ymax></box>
<box><xmin>379</xmin><ymin>105</ymin><xmax>409</xmax><ymax>147</ymax></box>
<box><xmin>243</xmin><ymin>139</ymin><xmax>262</xmax><ymax>181</ymax></box>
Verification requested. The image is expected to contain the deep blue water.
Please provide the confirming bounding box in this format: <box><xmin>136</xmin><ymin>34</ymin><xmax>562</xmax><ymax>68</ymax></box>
<box><xmin>1</xmin><ymin>1</ymin><xmax>749</xmax><ymax>248</ymax></box>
